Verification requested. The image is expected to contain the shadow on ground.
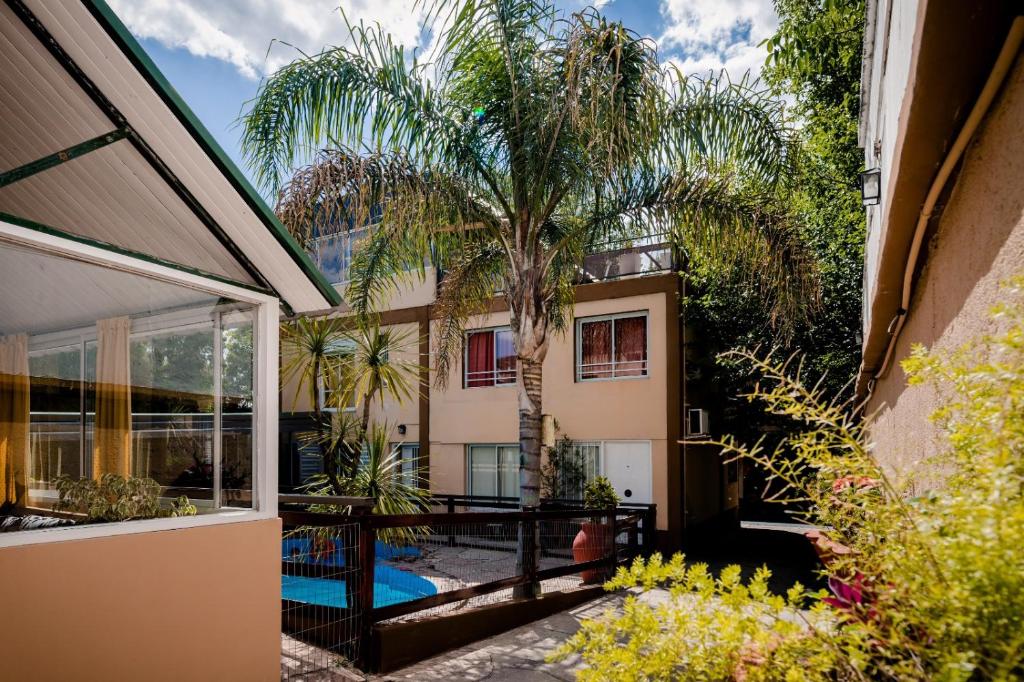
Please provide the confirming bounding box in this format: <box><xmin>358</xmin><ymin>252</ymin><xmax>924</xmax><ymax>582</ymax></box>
<box><xmin>684</xmin><ymin>525</ymin><xmax>826</xmax><ymax>594</ymax></box>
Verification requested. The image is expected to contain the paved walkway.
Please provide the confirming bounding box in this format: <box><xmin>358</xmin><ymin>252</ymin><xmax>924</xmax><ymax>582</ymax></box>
<box><xmin>373</xmin><ymin>592</ymin><xmax>627</xmax><ymax>681</ymax></box>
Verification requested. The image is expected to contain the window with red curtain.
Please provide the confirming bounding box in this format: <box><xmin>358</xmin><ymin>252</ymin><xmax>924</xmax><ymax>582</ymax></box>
<box><xmin>578</xmin><ymin>313</ymin><xmax>647</xmax><ymax>380</ymax></box>
<box><xmin>614</xmin><ymin>315</ymin><xmax>647</xmax><ymax>377</ymax></box>
<box><xmin>465</xmin><ymin>328</ymin><xmax>516</xmax><ymax>387</ymax></box>
<box><xmin>579</xmin><ymin>319</ymin><xmax>612</xmax><ymax>379</ymax></box>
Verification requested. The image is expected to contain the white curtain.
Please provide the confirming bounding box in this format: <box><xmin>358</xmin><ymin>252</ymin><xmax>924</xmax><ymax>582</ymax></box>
<box><xmin>0</xmin><ymin>334</ymin><xmax>29</xmax><ymax>505</ymax></box>
<box><xmin>93</xmin><ymin>317</ymin><xmax>132</xmax><ymax>478</ymax></box>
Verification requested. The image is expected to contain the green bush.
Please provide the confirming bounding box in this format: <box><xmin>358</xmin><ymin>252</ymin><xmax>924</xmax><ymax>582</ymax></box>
<box><xmin>554</xmin><ymin>277</ymin><xmax>1024</xmax><ymax>680</ymax></box>
<box><xmin>54</xmin><ymin>473</ymin><xmax>196</xmax><ymax>523</ymax></box>
<box><xmin>583</xmin><ymin>476</ymin><xmax>621</xmax><ymax>511</ymax></box>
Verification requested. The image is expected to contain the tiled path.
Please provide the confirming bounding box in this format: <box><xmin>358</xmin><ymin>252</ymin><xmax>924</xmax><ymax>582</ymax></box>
<box><xmin>373</xmin><ymin>592</ymin><xmax>627</xmax><ymax>681</ymax></box>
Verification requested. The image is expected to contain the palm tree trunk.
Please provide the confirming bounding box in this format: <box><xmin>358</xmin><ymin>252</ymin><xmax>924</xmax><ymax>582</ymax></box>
<box><xmin>517</xmin><ymin>357</ymin><xmax>543</xmax><ymax>507</ymax></box>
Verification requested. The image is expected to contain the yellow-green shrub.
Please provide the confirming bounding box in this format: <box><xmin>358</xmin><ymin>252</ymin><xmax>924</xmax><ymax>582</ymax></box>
<box><xmin>554</xmin><ymin>276</ymin><xmax>1024</xmax><ymax>680</ymax></box>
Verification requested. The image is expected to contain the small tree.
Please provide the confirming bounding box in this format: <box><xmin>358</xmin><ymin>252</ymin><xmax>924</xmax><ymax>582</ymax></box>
<box><xmin>281</xmin><ymin>315</ymin><xmax>421</xmax><ymax>491</ymax></box>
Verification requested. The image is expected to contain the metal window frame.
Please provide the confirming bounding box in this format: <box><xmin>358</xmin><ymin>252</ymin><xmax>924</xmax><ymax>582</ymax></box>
<box><xmin>463</xmin><ymin>326</ymin><xmax>516</xmax><ymax>389</ymax></box>
<box><xmin>575</xmin><ymin>310</ymin><xmax>650</xmax><ymax>382</ymax></box>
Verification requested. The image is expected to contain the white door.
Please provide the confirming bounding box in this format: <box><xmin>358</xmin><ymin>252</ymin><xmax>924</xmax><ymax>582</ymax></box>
<box><xmin>602</xmin><ymin>441</ymin><xmax>652</xmax><ymax>504</ymax></box>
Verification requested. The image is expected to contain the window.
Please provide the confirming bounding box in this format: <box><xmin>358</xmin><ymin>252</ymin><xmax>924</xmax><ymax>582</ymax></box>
<box><xmin>576</xmin><ymin>312</ymin><xmax>648</xmax><ymax>381</ymax></box>
<box><xmin>545</xmin><ymin>441</ymin><xmax>601</xmax><ymax>501</ymax></box>
<box><xmin>318</xmin><ymin>340</ymin><xmax>357</xmax><ymax>412</ymax></box>
<box><xmin>392</xmin><ymin>443</ymin><xmax>420</xmax><ymax>486</ymax></box>
<box><xmin>1</xmin><ymin>239</ymin><xmax>264</xmax><ymax>538</ymax></box>
<box><xmin>464</xmin><ymin>328</ymin><xmax>516</xmax><ymax>387</ymax></box>
<box><xmin>467</xmin><ymin>444</ymin><xmax>519</xmax><ymax>498</ymax></box>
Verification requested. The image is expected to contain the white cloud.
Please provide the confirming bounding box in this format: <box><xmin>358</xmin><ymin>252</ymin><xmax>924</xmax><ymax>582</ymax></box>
<box><xmin>107</xmin><ymin>0</ymin><xmax>429</xmax><ymax>79</ymax></box>
<box><xmin>658</xmin><ymin>0</ymin><xmax>777</xmax><ymax>80</ymax></box>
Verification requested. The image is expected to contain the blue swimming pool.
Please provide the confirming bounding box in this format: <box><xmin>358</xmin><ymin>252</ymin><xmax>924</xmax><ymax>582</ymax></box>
<box><xmin>281</xmin><ymin>565</ymin><xmax>437</xmax><ymax>609</ymax></box>
<box><xmin>281</xmin><ymin>538</ymin><xmax>436</xmax><ymax>608</ymax></box>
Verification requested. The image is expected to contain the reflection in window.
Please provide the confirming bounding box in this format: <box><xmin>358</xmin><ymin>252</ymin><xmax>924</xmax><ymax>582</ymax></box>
<box><xmin>2</xmin><ymin>241</ymin><xmax>258</xmax><ymax>531</ymax></box>
<box><xmin>467</xmin><ymin>444</ymin><xmax>519</xmax><ymax>499</ymax></box>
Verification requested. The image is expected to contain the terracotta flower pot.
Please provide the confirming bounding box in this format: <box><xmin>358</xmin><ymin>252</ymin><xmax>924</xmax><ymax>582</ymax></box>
<box><xmin>805</xmin><ymin>529</ymin><xmax>852</xmax><ymax>566</ymax></box>
<box><xmin>573</xmin><ymin>521</ymin><xmax>612</xmax><ymax>584</ymax></box>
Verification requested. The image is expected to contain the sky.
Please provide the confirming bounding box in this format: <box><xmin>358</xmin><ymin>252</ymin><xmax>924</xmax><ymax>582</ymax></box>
<box><xmin>108</xmin><ymin>0</ymin><xmax>778</xmax><ymax>194</ymax></box>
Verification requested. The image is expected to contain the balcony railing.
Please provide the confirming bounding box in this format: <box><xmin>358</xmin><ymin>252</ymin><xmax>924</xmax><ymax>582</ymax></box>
<box><xmin>576</xmin><ymin>238</ymin><xmax>674</xmax><ymax>283</ymax></box>
<box><xmin>464</xmin><ymin>367</ymin><xmax>516</xmax><ymax>386</ymax></box>
<box><xmin>312</xmin><ymin>230</ymin><xmax>675</xmax><ymax>292</ymax></box>
<box><xmin>576</xmin><ymin>358</ymin><xmax>649</xmax><ymax>381</ymax></box>
<box><xmin>306</xmin><ymin>227</ymin><xmax>369</xmax><ymax>286</ymax></box>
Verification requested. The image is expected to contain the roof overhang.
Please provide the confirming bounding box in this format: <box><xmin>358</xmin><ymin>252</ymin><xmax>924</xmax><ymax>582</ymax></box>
<box><xmin>0</xmin><ymin>0</ymin><xmax>341</xmax><ymax>313</ymax></box>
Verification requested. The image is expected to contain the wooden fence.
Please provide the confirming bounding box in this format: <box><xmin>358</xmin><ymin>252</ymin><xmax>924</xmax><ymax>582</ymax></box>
<box><xmin>279</xmin><ymin>495</ymin><xmax>657</xmax><ymax>672</ymax></box>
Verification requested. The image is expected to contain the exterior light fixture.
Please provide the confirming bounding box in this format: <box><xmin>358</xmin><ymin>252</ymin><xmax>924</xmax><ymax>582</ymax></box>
<box><xmin>397</xmin><ymin>424</ymin><xmax>407</xmax><ymax>436</ymax></box>
<box><xmin>860</xmin><ymin>167</ymin><xmax>881</xmax><ymax>206</ymax></box>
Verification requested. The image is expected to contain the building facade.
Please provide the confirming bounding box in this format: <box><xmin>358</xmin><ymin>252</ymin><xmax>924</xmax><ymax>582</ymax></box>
<box><xmin>857</xmin><ymin>0</ymin><xmax>1024</xmax><ymax>475</ymax></box>
<box><xmin>281</xmin><ymin>239</ymin><xmax>741</xmax><ymax>550</ymax></box>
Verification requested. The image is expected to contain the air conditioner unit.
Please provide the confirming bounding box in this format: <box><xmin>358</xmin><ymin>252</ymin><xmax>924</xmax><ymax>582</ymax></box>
<box><xmin>687</xmin><ymin>408</ymin><xmax>709</xmax><ymax>437</ymax></box>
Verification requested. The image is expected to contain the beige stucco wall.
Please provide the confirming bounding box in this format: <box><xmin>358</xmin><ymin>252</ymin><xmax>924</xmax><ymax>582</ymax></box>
<box><xmin>866</xmin><ymin>58</ymin><xmax>1024</xmax><ymax>479</ymax></box>
<box><xmin>0</xmin><ymin>519</ymin><xmax>281</xmax><ymax>682</ymax></box>
<box><xmin>429</xmin><ymin>292</ymin><xmax>671</xmax><ymax>529</ymax></box>
<box><xmin>336</xmin><ymin>267</ymin><xmax>438</xmax><ymax>312</ymax></box>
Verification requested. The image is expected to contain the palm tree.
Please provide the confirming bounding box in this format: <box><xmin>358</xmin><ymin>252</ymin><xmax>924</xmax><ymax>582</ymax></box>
<box><xmin>281</xmin><ymin>316</ymin><xmax>351</xmax><ymax>494</ymax></box>
<box><xmin>341</xmin><ymin>319</ymin><xmax>420</xmax><ymax>453</ymax></box>
<box><xmin>243</xmin><ymin>0</ymin><xmax>816</xmax><ymax>508</ymax></box>
<box><xmin>282</xmin><ymin>316</ymin><xmax>420</xmax><ymax>491</ymax></box>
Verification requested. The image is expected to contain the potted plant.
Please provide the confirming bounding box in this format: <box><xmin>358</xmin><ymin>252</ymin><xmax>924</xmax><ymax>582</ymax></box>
<box><xmin>572</xmin><ymin>476</ymin><xmax>620</xmax><ymax>584</ymax></box>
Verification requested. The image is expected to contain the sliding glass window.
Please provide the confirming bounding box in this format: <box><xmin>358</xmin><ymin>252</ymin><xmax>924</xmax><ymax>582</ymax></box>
<box><xmin>1</xmin><ymin>241</ymin><xmax>258</xmax><ymax>533</ymax></box>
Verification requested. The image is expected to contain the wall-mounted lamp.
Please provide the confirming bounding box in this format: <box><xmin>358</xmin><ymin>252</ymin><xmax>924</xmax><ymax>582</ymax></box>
<box><xmin>397</xmin><ymin>424</ymin><xmax>407</xmax><ymax>436</ymax></box>
<box><xmin>860</xmin><ymin>167</ymin><xmax>881</xmax><ymax>206</ymax></box>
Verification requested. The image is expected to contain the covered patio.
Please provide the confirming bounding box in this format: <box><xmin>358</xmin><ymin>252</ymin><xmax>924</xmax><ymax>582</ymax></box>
<box><xmin>0</xmin><ymin>1</ymin><xmax>338</xmax><ymax>680</ymax></box>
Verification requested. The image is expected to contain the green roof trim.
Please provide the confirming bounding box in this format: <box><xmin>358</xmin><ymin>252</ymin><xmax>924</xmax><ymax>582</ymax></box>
<box><xmin>80</xmin><ymin>0</ymin><xmax>342</xmax><ymax>308</ymax></box>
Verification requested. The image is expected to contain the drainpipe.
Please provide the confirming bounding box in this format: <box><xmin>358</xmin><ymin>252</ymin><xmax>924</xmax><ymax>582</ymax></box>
<box><xmin>864</xmin><ymin>17</ymin><xmax>1024</xmax><ymax>401</ymax></box>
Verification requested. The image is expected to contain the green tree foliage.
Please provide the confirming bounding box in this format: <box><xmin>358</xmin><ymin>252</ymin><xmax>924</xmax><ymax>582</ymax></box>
<box><xmin>686</xmin><ymin>0</ymin><xmax>866</xmax><ymax>452</ymax></box>
<box><xmin>241</xmin><ymin>0</ymin><xmax>817</xmax><ymax>506</ymax></box>
<box><xmin>556</xmin><ymin>276</ymin><xmax>1024</xmax><ymax>680</ymax></box>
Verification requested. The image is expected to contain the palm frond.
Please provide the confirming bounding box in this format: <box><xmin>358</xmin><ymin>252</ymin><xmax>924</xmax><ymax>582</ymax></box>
<box><xmin>666</xmin><ymin>69</ymin><xmax>799</xmax><ymax>189</ymax></box>
<box><xmin>241</xmin><ymin>18</ymin><xmax>465</xmax><ymax>192</ymax></box>
<box><xmin>432</xmin><ymin>241</ymin><xmax>509</xmax><ymax>388</ymax></box>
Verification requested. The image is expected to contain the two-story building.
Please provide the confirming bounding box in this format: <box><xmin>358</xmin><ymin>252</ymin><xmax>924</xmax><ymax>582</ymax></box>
<box><xmin>280</xmin><ymin>237</ymin><xmax>740</xmax><ymax>550</ymax></box>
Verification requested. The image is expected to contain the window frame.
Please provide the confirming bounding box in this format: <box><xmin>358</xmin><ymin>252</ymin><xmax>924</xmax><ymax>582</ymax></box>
<box><xmin>317</xmin><ymin>339</ymin><xmax>358</xmax><ymax>413</ymax></box>
<box><xmin>574</xmin><ymin>311</ymin><xmax>650</xmax><ymax>382</ymax></box>
<box><xmin>466</xmin><ymin>443</ymin><xmax>519</xmax><ymax>499</ymax></box>
<box><xmin>463</xmin><ymin>326</ymin><xmax>517</xmax><ymax>389</ymax></box>
<box><xmin>0</xmin><ymin>219</ymin><xmax>279</xmax><ymax>549</ymax></box>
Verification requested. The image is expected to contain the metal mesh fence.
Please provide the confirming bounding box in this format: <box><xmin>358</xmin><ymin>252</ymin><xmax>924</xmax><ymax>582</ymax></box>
<box><xmin>280</xmin><ymin>522</ymin><xmax>361</xmax><ymax>680</ymax></box>
<box><xmin>279</xmin><ymin>503</ymin><xmax>656</xmax><ymax>674</ymax></box>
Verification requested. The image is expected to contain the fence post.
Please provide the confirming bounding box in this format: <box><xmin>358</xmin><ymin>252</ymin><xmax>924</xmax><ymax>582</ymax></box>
<box><xmin>356</xmin><ymin>515</ymin><xmax>376</xmax><ymax>671</ymax></box>
<box><xmin>608</xmin><ymin>510</ymin><xmax>618</xmax><ymax>576</ymax></box>
<box><xmin>643</xmin><ymin>505</ymin><xmax>657</xmax><ymax>557</ymax></box>
<box><xmin>447</xmin><ymin>495</ymin><xmax>456</xmax><ymax>547</ymax></box>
